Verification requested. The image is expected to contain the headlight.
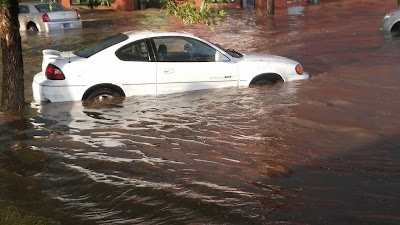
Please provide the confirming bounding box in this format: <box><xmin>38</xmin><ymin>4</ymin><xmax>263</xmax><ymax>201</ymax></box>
<box><xmin>295</xmin><ymin>64</ymin><xmax>303</xmax><ymax>75</ymax></box>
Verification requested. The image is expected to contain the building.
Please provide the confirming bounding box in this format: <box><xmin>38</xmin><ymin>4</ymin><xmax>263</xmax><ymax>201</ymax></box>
<box><xmin>60</xmin><ymin>0</ymin><xmax>311</xmax><ymax>11</ymax></box>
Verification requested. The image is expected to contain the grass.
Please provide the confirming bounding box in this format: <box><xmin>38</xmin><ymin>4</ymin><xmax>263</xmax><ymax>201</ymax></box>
<box><xmin>0</xmin><ymin>203</ymin><xmax>52</xmax><ymax>225</ymax></box>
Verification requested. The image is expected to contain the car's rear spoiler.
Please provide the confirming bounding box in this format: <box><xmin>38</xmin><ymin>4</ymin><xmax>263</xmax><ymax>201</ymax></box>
<box><xmin>41</xmin><ymin>49</ymin><xmax>62</xmax><ymax>72</ymax></box>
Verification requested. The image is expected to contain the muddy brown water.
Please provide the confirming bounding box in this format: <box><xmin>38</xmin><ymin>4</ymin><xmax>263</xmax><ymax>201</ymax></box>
<box><xmin>1</xmin><ymin>0</ymin><xmax>400</xmax><ymax>224</ymax></box>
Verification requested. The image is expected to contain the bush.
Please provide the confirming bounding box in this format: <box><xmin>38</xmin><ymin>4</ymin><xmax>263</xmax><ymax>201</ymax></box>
<box><xmin>0</xmin><ymin>203</ymin><xmax>51</xmax><ymax>225</ymax></box>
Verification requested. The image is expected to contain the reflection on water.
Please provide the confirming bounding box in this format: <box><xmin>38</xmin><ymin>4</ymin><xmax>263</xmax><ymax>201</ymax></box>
<box><xmin>1</xmin><ymin>0</ymin><xmax>400</xmax><ymax>224</ymax></box>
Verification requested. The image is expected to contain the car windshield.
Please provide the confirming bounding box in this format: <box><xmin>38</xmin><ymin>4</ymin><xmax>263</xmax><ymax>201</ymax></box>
<box><xmin>35</xmin><ymin>3</ymin><xmax>67</xmax><ymax>12</ymax></box>
<box><xmin>213</xmin><ymin>43</ymin><xmax>243</xmax><ymax>58</ymax></box>
<box><xmin>74</xmin><ymin>33</ymin><xmax>129</xmax><ymax>58</ymax></box>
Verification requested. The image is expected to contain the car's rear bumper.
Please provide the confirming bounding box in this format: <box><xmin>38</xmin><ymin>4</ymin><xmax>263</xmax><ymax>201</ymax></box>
<box><xmin>40</xmin><ymin>21</ymin><xmax>82</xmax><ymax>32</ymax></box>
<box><xmin>32</xmin><ymin>72</ymin><xmax>85</xmax><ymax>103</ymax></box>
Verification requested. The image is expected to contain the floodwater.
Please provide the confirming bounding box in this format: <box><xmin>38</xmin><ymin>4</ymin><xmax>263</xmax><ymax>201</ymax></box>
<box><xmin>1</xmin><ymin>0</ymin><xmax>400</xmax><ymax>224</ymax></box>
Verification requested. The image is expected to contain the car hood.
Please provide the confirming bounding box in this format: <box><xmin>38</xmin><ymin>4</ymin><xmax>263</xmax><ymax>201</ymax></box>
<box><xmin>240</xmin><ymin>53</ymin><xmax>298</xmax><ymax>64</ymax></box>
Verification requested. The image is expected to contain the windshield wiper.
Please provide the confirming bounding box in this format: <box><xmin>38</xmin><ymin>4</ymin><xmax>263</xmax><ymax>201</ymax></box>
<box><xmin>227</xmin><ymin>49</ymin><xmax>243</xmax><ymax>58</ymax></box>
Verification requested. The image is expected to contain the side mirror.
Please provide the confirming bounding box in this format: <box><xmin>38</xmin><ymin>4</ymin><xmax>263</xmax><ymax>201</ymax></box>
<box><xmin>215</xmin><ymin>51</ymin><xmax>230</xmax><ymax>62</ymax></box>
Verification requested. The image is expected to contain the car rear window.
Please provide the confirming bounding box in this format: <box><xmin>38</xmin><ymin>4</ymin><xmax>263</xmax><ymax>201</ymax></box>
<box><xmin>19</xmin><ymin>5</ymin><xmax>30</xmax><ymax>13</ymax></box>
<box><xmin>35</xmin><ymin>3</ymin><xmax>66</xmax><ymax>12</ymax></box>
<box><xmin>74</xmin><ymin>33</ymin><xmax>129</xmax><ymax>58</ymax></box>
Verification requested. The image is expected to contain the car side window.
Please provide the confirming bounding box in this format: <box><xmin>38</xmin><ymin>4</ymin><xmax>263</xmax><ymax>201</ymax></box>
<box><xmin>115</xmin><ymin>40</ymin><xmax>150</xmax><ymax>62</ymax></box>
<box><xmin>152</xmin><ymin>36</ymin><xmax>217</xmax><ymax>62</ymax></box>
<box><xmin>19</xmin><ymin>5</ymin><xmax>30</xmax><ymax>14</ymax></box>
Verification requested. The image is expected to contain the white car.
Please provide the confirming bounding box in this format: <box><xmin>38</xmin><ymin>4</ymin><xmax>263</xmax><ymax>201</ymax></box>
<box><xmin>32</xmin><ymin>31</ymin><xmax>309</xmax><ymax>103</ymax></box>
<box><xmin>380</xmin><ymin>9</ymin><xmax>400</xmax><ymax>32</ymax></box>
<box><xmin>19</xmin><ymin>2</ymin><xmax>82</xmax><ymax>32</ymax></box>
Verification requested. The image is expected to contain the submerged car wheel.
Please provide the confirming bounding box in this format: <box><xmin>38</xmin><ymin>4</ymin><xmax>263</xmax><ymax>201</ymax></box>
<box><xmin>391</xmin><ymin>22</ymin><xmax>400</xmax><ymax>32</ymax></box>
<box><xmin>249</xmin><ymin>74</ymin><xmax>283</xmax><ymax>86</ymax></box>
<box><xmin>27</xmin><ymin>23</ymin><xmax>38</xmax><ymax>32</ymax></box>
<box><xmin>85</xmin><ymin>88</ymin><xmax>122</xmax><ymax>102</ymax></box>
<box><xmin>252</xmin><ymin>79</ymin><xmax>276</xmax><ymax>85</ymax></box>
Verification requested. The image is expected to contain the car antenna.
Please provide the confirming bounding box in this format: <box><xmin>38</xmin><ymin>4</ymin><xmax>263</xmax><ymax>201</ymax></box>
<box><xmin>61</xmin><ymin>4</ymin><xmax>72</xmax><ymax>63</ymax></box>
<box><xmin>66</xmin><ymin>14</ymin><xmax>71</xmax><ymax>63</ymax></box>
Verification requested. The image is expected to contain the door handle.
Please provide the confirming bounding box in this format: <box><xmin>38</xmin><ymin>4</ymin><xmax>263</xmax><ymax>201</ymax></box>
<box><xmin>162</xmin><ymin>68</ymin><xmax>175</xmax><ymax>74</ymax></box>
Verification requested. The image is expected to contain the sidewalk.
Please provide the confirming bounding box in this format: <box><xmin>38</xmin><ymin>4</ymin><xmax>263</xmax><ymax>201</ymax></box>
<box><xmin>77</xmin><ymin>7</ymin><xmax>165</xmax><ymax>22</ymax></box>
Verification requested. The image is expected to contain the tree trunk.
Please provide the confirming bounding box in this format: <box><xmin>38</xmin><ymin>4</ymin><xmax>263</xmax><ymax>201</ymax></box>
<box><xmin>267</xmin><ymin>0</ymin><xmax>274</xmax><ymax>15</ymax></box>
<box><xmin>0</xmin><ymin>0</ymin><xmax>25</xmax><ymax>111</ymax></box>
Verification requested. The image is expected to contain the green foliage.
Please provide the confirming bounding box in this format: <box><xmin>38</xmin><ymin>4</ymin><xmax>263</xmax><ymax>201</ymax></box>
<box><xmin>0</xmin><ymin>0</ymin><xmax>10</xmax><ymax>9</ymax></box>
<box><xmin>0</xmin><ymin>203</ymin><xmax>50</xmax><ymax>225</ymax></box>
<box><xmin>161</xmin><ymin>0</ymin><xmax>227</xmax><ymax>29</ymax></box>
<box><xmin>98</xmin><ymin>0</ymin><xmax>115</xmax><ymax>7</ymax></box>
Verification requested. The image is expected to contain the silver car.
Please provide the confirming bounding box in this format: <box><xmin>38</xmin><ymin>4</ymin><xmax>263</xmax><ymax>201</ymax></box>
<box><xmin>18</xmin><ymin>2</ymin><xmax>82</xmax><ymax>32</ymax></box>
<box><xmin>381</xmin><ymin>9</ymin><xmax>400</xmax><ymax>32</ymax></box>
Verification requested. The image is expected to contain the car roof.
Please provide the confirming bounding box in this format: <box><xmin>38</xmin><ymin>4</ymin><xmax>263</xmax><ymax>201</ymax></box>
<box><xmin>122</xmin><ymin>30</ymin><xmax>198</xmax><ymax>39</ymax></box>
<box><xmin>19</xmin><ymin>1</ymin><xmax>56</xmax><ymax>5</ymax></box>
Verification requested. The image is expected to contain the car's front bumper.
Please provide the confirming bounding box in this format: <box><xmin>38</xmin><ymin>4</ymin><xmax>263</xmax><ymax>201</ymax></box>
<box><xmin>285</xmin><ymin>72</ymin><xmax>310</xmax><ymax>82</ymax></box>
<box><xmin>380</xmin><ymin>18</ymin><xmax>391</xmax><ymax>31</ymax></box>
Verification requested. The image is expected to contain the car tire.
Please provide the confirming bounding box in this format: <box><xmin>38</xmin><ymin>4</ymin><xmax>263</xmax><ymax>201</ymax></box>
<box><xmin>27</xmin><ymin>23</ymin><xmax>38</xmax><ymax>32</ymax></box>
<box><xmin>250</xmin><ymin>74</ymin><xmax>283</xmax><ymax>86</ymax></box>
<box><xmin>85</xmin><ymin>88</ymin><xmax>122</xmax><ymax>102</ymax></box>
<box><xmin>252</xmin><ymin>80</ymin><xmax>275</xmax><ymax>85</ymax></box>
<box><xmin>391</xmin><ymin>22</ymin><xmax>400</xmax><ymax>32</ymax></box>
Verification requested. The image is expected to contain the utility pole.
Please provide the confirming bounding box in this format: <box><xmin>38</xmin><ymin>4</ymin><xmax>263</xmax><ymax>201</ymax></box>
<box><xmin>267</xmin><ymin>0</ymin><xmax>274</xmax><ymax>15</ymax></box>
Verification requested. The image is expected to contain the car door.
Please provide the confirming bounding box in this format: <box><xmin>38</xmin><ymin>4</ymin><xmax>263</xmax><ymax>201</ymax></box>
<box><xmin>18</xmin><ymin>4</ymin><xmax>31</xmax><ymax>30</ymax></box>
<box><xmin>113</xmin><ymin>39</ymin><xmax>157</xmax><ymax>97</ymax></box>
<box><xmin>151</xmin><ymin>36</ymin><xmax>239</xmax><ymax>95</ymax></box>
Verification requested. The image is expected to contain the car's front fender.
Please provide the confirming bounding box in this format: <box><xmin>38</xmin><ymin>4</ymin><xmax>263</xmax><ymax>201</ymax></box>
<box><xmin>237</xmin><ymin>61</ymin><xmax>288</xmax><ymax>86</ymax></box>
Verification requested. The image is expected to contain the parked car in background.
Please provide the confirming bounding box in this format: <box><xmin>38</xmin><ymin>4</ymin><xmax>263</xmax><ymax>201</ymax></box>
<box><xmin>381</xmin><ymin>9</ymin><xmax>400</xmax><ymax>32</ymax></box>
<box><xmin>18</xmin><ymin>2</ymin><xmax>82</xmax><ymax>32</ymax></box>
<box><xmin>32</xmin><ymin>31</ymin><xmax>309</xmax><ymax>103</ymax></box>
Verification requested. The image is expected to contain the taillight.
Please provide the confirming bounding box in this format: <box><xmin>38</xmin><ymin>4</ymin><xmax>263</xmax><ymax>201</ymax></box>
<box><xmin>76</xmin><ymin>11</ymin><xmax>81</xmax><ymax>20</ymax></box>
<box><xmin>42</xmin><ymin>13</ymin><xmax>51</xmax><ymax>22</ymax></box>
<box><xmin>45</xmin><ymin>64</ymin><xmax>65</xmax><ymax>80</ymax></box>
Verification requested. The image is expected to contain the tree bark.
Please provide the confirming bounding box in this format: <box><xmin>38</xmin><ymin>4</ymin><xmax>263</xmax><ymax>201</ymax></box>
<box><xmin>267</xmin><ymin>0</ymin><xmax>274</xmax><ymax>15</ymax></box>
<box><xmin>0</xmin><ymin>0</ymin><xmax>25</xmax><ymax>111</ymax></box>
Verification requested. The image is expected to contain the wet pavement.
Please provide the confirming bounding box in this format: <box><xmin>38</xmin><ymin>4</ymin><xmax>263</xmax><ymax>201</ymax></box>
<box><xmin>1</xmin><ymin>0</ymin><xmax>400</xmax><ymax>224</ymax></box>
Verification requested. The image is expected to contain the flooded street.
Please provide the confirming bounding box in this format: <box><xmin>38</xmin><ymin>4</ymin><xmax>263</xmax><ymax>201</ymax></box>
<box><xmin>1</xmin><ymin>0</ymin><xmax>400</xmax><ymax>224</ymax></box>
